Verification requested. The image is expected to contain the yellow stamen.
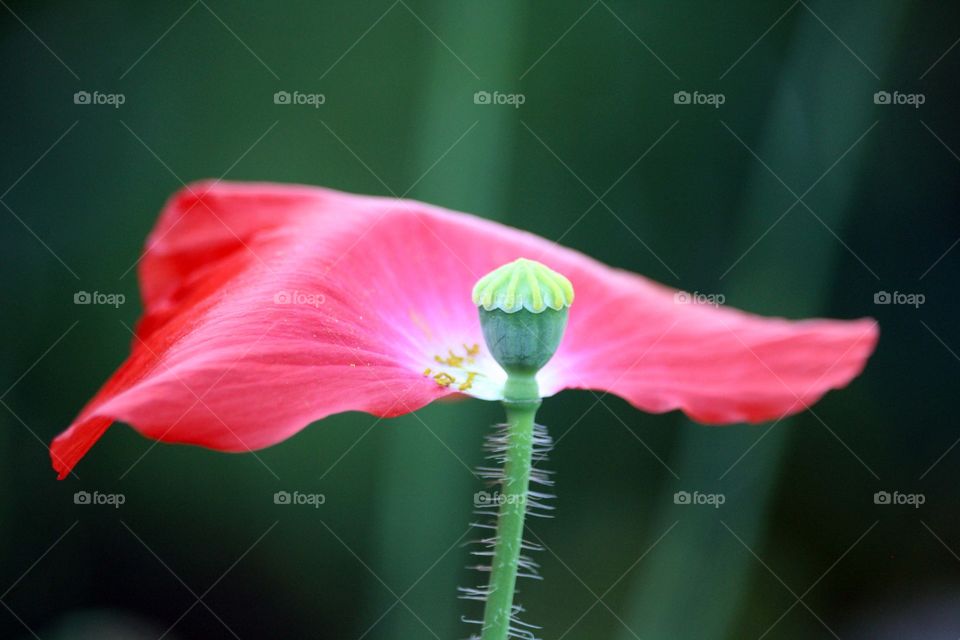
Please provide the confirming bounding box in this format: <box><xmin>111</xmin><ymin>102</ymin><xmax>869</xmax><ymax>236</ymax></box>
<box><xmin>434</xmin><ymin>350</ymin><xmax>465</xmax><ymax>367</ymax></box>
<box><xmin>458</xmin><ymin>371</ymin><xmax>477</xmax><ymax>391</ymax></box>
<box><xmin>433</xmin><ymin>372</ymin><xmax>456</xmax><ymax>387</ymax></box>
<box><xmin>423</xmin><ymin>367</ymin><xmax>432</xmax><ymax>376</ymax></box>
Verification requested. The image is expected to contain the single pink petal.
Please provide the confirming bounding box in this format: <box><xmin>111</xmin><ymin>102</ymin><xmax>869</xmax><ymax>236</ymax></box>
<box><xmin>544</xmin><ymin>283</ymin><xmax>878</xmax><ymax>424</ymax></box>
<box><xmin>51</xmin><ymin>181</ymin><xmax>877</xmax><ymax>478</ymax></box>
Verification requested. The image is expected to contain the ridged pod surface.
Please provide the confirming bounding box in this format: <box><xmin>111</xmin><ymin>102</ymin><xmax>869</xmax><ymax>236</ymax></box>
<box><xmin>472</xmin><ymin>258</ymin><xmax>574</xmax><ymax>314</ymax></box>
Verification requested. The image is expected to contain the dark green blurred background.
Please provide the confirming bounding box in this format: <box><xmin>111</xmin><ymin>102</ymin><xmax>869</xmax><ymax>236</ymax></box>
<box><xmin>2</xmin><ymin>1</ymin><xmax>958</xmax><ymax>638</ymax></box>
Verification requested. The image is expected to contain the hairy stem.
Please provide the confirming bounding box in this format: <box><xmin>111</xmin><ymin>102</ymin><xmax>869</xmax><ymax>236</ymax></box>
<box><xmin>480</xmin><ymin>389</ymin><xmax>539</xmax><ymax>640</ymax></box>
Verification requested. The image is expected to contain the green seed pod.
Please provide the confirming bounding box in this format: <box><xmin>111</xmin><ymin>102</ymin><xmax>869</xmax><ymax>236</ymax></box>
<box><xmin>473</xmin><ymin>258</ymin><xmax>574</xmax><ymax>401</ymax></box>
<box><xmin>477</xmin><ymin>307</ymin><xmax>569</xmax><ymax>376</ymax></box>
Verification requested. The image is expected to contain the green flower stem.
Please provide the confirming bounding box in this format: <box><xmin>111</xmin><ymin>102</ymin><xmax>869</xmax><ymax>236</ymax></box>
<box><xmin>481</xmin><ymin>374</ymin><xmax>540</xmax><ymax>640</ymax></box>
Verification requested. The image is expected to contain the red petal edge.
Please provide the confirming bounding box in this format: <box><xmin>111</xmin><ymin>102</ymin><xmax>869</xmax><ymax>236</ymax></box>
<box><xmin>51</xmin><ymin>181</ymin><xmax>878</xmax><ymax>478</ymax></box>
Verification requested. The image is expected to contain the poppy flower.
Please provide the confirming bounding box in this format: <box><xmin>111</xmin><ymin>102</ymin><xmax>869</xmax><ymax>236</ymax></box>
<box><xmin>51</xmin><ymin>181</ymin><xmax>878</xmax><ymax>478</ymax></box>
